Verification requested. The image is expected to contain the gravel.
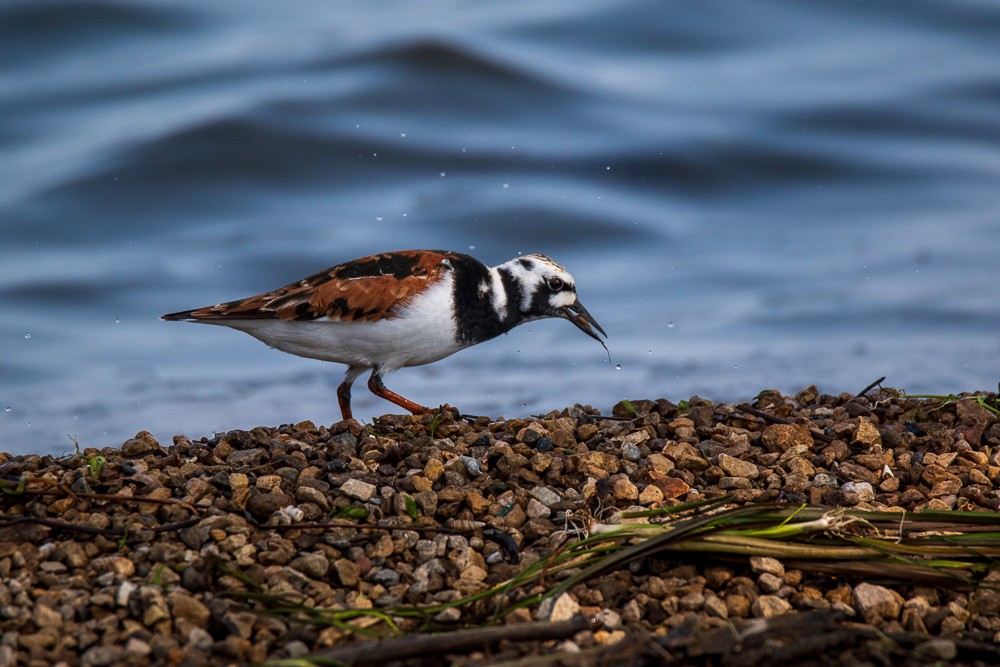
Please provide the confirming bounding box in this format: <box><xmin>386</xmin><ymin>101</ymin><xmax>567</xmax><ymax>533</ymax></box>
<box><xmin>1</xmin><ymin>386</ymin><xmax>999</xmax><ymax>665</ymax></box>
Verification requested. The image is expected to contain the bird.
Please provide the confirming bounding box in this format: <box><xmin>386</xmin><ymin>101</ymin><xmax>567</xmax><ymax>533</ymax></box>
<box><xmin>162</xmin><ymin>249</ymin><xmax>607</xmax><ymax>421</ymax></box>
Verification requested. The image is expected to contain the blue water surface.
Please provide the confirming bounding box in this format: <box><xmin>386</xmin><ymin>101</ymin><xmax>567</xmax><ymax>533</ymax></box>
<box><xmin>2</xmin><ymin>0</ymin><xmax>999</xmax><ymax>455</ymax></box>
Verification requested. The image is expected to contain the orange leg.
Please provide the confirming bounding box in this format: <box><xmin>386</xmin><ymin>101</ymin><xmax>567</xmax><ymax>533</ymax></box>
<box><xmin>368</xmin><ymin>372</ymin><xmax>431</xmax><ymax>415</ymax></box>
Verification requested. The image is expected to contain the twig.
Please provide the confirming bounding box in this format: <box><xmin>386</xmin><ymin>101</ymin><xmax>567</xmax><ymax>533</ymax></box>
<box><xmin>732</xmin><ymin>404</ymin><xmax>832</xmax><ymax>443</ymax></box>
<box><xmin>307</xmin><ymin>615</ymin><xmax>593</xmax><ymax>665</ymax></box>
<box><xmin>259</xmin><ymin>520</ymin><xmax>456</xmax><ymax>534</ymax></box>
<box><xmin>0</xmin><ymin>514</ymin><xmax>201</xmax><ymax>536</ymax></box>
<box><xmin>856</xmin><ymin>376</ymin><xmax>887</xmax><ymax>398</ymax></box>
<box><xmin>16</xmin><ymin>488</ymin><xmax>202</xmax><ymax>513</ymax></box>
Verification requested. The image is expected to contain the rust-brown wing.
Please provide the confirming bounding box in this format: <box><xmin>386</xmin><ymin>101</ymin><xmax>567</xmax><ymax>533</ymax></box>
<box><xmin>163</xmin><ymin>250</ymin><xmax>456</xmax><ymax>323</ymax></box>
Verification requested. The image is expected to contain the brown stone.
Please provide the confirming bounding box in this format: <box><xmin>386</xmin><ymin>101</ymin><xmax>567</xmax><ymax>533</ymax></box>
<box><xmin>122</xmin><ymin>431</ymin><xmax>161</xmax><ymax>457</ymax></box>
<box><xmin>609</xmin><ymin>474</ymin><xmax>638</xmax><ymax>500</ymax></box>
<box><xmin>717</xmin><ymin>453</ymin><xmax>759</xmax><ymax>479</ymax></box>
<box><xmin>921</xmin><ymin>464</ymin><xmax>959</xmax><ymax>486</ymax></box>
<box><xmin>761</xmin><ymin>424</ymin><xmax>813</xmax><ymax>453</ymax></box>
<box><xmin>246</xmin><ymin>491</ymin><xmax>295</xmax><ymax>518</ymax></box>
<box><xmin>928</xmin><ymin>479</ymin><xmax>963</xmax><ymax>498</ymax></box>
<box><xmin>577</xmin><ymin>451</ymin><xmax>620</xmax><ymax>477</ymax></box>
<box><xmin>853</xmin><ymin>417</ymin><xmax>882</xmax><ymax>447</ymax></box>
<box><xmin>664</xmin><ymin>441</ymin><xmax>708</xmax><ymax>470</ymax></box>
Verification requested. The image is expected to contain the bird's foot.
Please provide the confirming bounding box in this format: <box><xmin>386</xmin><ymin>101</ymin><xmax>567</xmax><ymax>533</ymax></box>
<box><xmin>419</xmin><ymin>404</ymin><xmax>463</xmax><ymax>423</ymax></box>
<box><xmin>439</xmin><ymin>403</ymin><xmax>468</xmax><ymax>418</ymax></box>
<box><xmin>444</xmin><ymin>404</ymin><xmax>483</xmax><ymax>423</ymax></box>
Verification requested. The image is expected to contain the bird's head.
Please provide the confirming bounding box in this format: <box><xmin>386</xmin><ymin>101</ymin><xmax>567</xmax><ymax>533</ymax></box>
<box><xmin>499</xmin><ymin>254</ymin><xmax>607</xmax><ymax>349</ymax></box>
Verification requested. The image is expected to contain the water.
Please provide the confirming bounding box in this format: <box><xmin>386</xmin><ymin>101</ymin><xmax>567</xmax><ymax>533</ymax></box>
<box><xmin>2</xmin><ymin>0</ymin><xmax>999</xmax><ymax>455</ymax></box>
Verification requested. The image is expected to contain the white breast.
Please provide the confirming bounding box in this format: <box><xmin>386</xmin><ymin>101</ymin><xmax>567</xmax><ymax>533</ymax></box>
<box><xmin>198</xmin><ymin>274</ymin><xmax>463</xmax><ymax>373</ymax></box>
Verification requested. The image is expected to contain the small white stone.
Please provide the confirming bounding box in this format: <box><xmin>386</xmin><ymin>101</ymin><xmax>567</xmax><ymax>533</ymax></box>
<box><xmin>116</xmin><ymin>581</ymin><xmax>138</xmax><ymax>607</ymax></box>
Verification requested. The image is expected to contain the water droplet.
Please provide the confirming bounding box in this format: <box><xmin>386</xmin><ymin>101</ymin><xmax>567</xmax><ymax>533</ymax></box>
<box><xmin>24</xmin><ymin>333</ymin><xmax>31</xmax><ymax>339</ymax></box>
<box><xmin>667</xmin><ymin>322</ymin><xmax>674</xmax><ymax>329</ymax></box>
<box><xmin>734</xmin><ymin>365</ymin><xmax>739</xmax><ymax>370</ymax></box>
<box><xmin>375</xmin><ymin>216</ymin><xmax>383</xmax><ymax>221</ymax></box>
<box><xmin>439</xmin><ymin>172</ymin><xmax>446</xmax><ymax>177</ymax></box>
<box><xmin>605</xmin><ymin>165</ymin><xmax>611</xmax><ymax>170</ymax></box>
<box><xmin>461</xmin><ymin>148</ymin><xmax>467</xmax><ymax>153</ymax></box>
<box><xmin>4</xmin><ymin>407</ymin><xmax>10</xmax><ymax>413</ymax></box>
<box><xmin>400</xmin><ymin>132</ymin><xmax>407</xmax><ymax>138</ymax></box>
<box><xmin>615</xmin><ymin>364</ymin><xmax>622</xmax><ymax>370</ymax></box>
<box><xmin>114</xmin><ymin>318</ymin><xmax>120</xmax><ymax>324</ymax></box>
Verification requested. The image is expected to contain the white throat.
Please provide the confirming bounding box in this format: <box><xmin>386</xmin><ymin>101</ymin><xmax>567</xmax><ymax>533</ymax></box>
<box><xmin>479</xmin><ymin>268</ymin><xmax>508</xmax><ymax>320</ymax></box>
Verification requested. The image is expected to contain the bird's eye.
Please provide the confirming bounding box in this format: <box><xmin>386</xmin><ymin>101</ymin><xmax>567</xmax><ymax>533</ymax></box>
<box><xmin>547</xmin><ymin>277</ymin><xmax>564</xmax><ymax>291</ymax></box>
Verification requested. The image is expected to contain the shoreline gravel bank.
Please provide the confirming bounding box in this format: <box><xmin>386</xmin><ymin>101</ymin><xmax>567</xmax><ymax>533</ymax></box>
<box><xmin>2</xmin><ymin>386</ymin><xmax>1000</xmax><ymax>666</ymax></box>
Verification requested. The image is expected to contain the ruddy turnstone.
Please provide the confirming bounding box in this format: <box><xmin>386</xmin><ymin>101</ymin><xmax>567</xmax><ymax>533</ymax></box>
<box><xmin>162</xmin><ymin>249</ymin><xmax>606</xmax><ymax>420</ymax></box>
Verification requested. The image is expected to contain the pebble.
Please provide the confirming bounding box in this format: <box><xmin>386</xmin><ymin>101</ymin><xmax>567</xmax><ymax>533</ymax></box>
<box><xmin>853</xmin><ymin>583</ymin><xmax>904</xmax><ymax>622</ymax></box>
<box><xmin>752</xmin><ymin>595</ymin><xmax>792</xmax><ymax>618</ymax></box>
<box><xmin>526</xmin><ymin>498</ymin><xmax>551</xmax><ymax>519</ymax></box>
<box><xmin>290</xmin><ymin>552</ymin><xmax>330</xmax><ymax>578</ymax></box>
<box><xmin>540</xmin><ymin>593</ymin><xmax>580</xmax><ymax>622</ymax></box>
<box><xmin>621</xmin><ymin>442</ymin><xmax>642</xmax><ymax>461</ymax></box>
<box><xmin>704</xmin><ymin>595</ymin><xmax>728</xmax><ymax>619</ymax></box>
<box><xmin>609</xmin><ymin>474</ymin><xmax>638</xmax><ymax>500</ymax></box>
<box><xmin>717</xmin><ymin>453</ymin><xmax>759</xmax><ymax>479</ymax></box>
<box><xmin>840</xmin><ymin>481</ymin><xmax>875</xmax><ymax>505</ymax></box>
<box><xmin>638</xmin><ymin>483</ymin><xmax>664</xmax><ymax>505</ymax></box>
<box><xmin>340</xmin><ymin>478</ymin><xmax>377</xmax><ymax>501</ymax></box>
<box><xmin>757</xmin><ymin>573</ymin><xmax>783</xmax><ymax>593</ymax></box>
<box><xmin>750</xmin><ymin>556</ymin><xmax>785</xmax><ymax>577</ymax></box>
<box><xmin>530</xmin><ymin>486</ymin><xmax>561</xmax><ymax>507</ymax></box>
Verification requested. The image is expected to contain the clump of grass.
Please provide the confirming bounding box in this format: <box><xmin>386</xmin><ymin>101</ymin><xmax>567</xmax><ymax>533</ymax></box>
<box><xmin>403</xmin><ymin>495</ymin><xmax>419</xmax><ymax>521</ymax></box>
<box><xmin>330</xmin><ymin>507</ymin><xmax>369</xmax><ymax>522</ymax></box>
<box><xmin>70</xmin><ymin>434</ymin><xmax>105</xmax><ymax>480</ymax></box>
<box><xmin>0</xmin><ymin>476</ymin><xmax>26</xmax><ymax>495</ymax></box>
<box><xmin>240</xmin><ymin>497</ymin><xmax>1000</xmax><ymax>657</ymax></box>
<box><xmin>894</xmin><ymin>385</ymin><xmax>1000</xmax><ymax>416</ymax></box>
<box><xmin>617</xmin><ymin>399</ymin><xmax>638</xmax><ymax>417</ymax></box>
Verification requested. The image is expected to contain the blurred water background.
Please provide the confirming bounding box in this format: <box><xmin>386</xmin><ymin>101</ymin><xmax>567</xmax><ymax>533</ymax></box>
<box><xmin>2</xmin><ymin>0</ymin><xmax>999</xmax><ymax>455</ymax></box>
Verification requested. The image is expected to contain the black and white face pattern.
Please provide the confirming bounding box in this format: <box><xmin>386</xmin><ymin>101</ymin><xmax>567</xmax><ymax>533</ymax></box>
<box><xmin>500</xmin><ymin>254</ymin><xmax>578</xmax><ymax>319</ymax></box>
<box><xmin>454</xmin><ymin>252</ymin><xmax>605</xmax><ymax>348</ymax></box>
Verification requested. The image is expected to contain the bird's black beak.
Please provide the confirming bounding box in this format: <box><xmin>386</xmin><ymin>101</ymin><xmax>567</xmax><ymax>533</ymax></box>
<box><xmin>561</xmin><ymin>299</ymin><xmax>607</xmax><ymax>346</ymax></box>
